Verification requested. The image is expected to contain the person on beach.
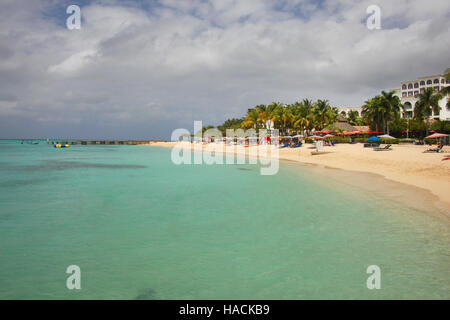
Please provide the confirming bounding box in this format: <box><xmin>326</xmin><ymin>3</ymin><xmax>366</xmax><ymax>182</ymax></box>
<box><xmin>425</xmin><ymin>144</ymin><xmax>443</xmax><ymax>153</ymax></box>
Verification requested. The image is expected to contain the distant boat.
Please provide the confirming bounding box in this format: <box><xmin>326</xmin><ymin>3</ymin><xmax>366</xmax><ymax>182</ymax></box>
<box><xmin>54</xmin><ymin>144</ymin><xmax>69</xmax><ymax>148</ymax></box>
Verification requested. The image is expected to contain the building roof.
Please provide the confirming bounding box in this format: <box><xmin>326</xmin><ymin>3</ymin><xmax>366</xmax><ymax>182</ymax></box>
<box><xmin>400</xmin><ymin>68</ymin><xmax>449</xmax><ymax>84</ymax></box>
<box><xmin>354</xmin><ymin>126</ymin><xmax>370</xmax><ymax>132</ymax></box>
<box><xmin>401</xmin><ymin>74</ymin><xmax>445</xmax><ymax>83</ymax></box>
<box><xmin>417</xmin><ymin>74</ymin><xmax>445</xmax><ymax>79</ymax></box>
<box><xmin>331</xmin><ymin>121</ymin><xmax>359</xmax><ymax>132</ymax></box>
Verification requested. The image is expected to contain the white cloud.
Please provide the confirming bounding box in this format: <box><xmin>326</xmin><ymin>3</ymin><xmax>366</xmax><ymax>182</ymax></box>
<box><xmin>0</xmin><ymin>0</ymin><xmax>449</xmax><ymax>139</ymax></box>
<box><xmin>48</xmin><ymin>49</ymin><xmax>100</xmax><ymax>74</ymax></box>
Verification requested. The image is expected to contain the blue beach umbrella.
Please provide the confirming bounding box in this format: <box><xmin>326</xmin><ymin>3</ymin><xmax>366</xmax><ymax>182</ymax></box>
<box><xmin>368</xmin><ymin>136</ymin><xmax>380</xmax><ymax>142</ymax></box>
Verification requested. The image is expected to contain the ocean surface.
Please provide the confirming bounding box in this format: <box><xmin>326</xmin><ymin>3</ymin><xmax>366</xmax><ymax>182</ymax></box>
<box><xmin>0</xmin><ymin>140</ymin><xmax>449</xmax><ymax>299</ymax></box>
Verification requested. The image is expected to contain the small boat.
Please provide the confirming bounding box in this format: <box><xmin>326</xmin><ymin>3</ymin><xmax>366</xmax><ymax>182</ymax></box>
<box><xmin>54</xmin><ymin>144</ymin><xmax>69</xmax><ymax>148</ymax></box>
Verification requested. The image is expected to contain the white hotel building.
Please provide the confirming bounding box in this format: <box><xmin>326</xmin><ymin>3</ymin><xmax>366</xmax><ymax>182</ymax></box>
<box><xmin>395</xmin><ymin>71</ymin><xmax>449</xmax><ymax>120</ymax></box>
<box><xmin>339</xmin><ymin>69</ymin><xmax>450</xmax><ymax>121</ymax></box>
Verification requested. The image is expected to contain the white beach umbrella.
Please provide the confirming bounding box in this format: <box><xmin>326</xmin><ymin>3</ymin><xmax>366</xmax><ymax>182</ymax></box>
<box><xmin>378</xmin><ymin>134</ymin><xmax>396</xmax><ymax>139</ymax></box>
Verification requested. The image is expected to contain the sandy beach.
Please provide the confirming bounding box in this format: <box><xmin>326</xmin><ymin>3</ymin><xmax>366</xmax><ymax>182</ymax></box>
<box><xmin>147</xmin><ymin>141</ymin><xmax>450</xmax><ymax>211</ymax></box>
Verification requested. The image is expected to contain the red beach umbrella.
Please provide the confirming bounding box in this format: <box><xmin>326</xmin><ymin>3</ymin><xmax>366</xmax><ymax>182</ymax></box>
<box><xmin>425</xmin><ymin>133</ymin><xmax>449</xmax><ymax>139</ymax></box>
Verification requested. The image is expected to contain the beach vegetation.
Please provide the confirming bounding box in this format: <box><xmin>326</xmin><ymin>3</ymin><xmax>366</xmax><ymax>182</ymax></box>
<box><xmin>430</xmin><ymin>120</ymin><xmax>450</xmax><ymax>134</ymax></box>
<box><xmin>439</xmin><ymin>69</ymin><xmax>450</xmax><ymax>109</ymax></box>
<box><xmin>235</xmin><ymin>99</ymin><xmax>340</xmax><ymax>135</ymax></box>
<box><xmin>215</xmin><ymin>85</ymin><xmax>446</xmax><ymax>140</ymax></box>
<box><xmin>217</xmin><ymin>118</ymin><xmax>244</xmax><ymax>135</ymax></box>
<box><xmin>414</xmin><ymin>87</ymin><xmax>442</xmax><ymax>135</ymax></box>
<box><xmin>362</xmin><ymin>90</ymin><xmax>402</xmax><ymax>134</ymax></box>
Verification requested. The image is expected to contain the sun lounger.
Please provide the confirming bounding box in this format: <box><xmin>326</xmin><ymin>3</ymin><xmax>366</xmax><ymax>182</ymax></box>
<box><xmin>373</xmin><ymin>144</ymin><xmax>392</xmax><ymax>151</ymax></box>
<box><xmin>423</xmin><ymin>146</ymin><xmax>443</xmax><ymax>153</ymax></box>
<box><xmin>290</xmin><ymin>143</ymin><xmax>302</xmax><ymax>148</ymax></box>
<box><xmin>279</xmin><ymin>143</ymin><xmax>289</xmax><ymax>148</ymax></box>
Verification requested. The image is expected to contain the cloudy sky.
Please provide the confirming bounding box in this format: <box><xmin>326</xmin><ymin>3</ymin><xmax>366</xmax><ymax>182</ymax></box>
<box><xmin>0</xmin><ymin>0</ymin><xmax>449</xmax><ymax>139</ymax></box>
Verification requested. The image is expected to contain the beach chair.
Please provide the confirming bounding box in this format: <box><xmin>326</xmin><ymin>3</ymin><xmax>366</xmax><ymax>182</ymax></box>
<box><xmin>290</xmin><ymin>143</ymin><xmax>302</xmax><ymax>148</ymax></box>
<box><xmin>373</xmin><ymin>144</ymin><xmax>392</xmax><ymax>151</ymax></box>
<box><xmin>423</xmin><ymin>146</ymin><xmax>443</xmax><ymax>153</ymax></box>
<box><xmin>279</xmin><ymin>143</ymin><xmax>290</xmax><ymax>148</ymax></box>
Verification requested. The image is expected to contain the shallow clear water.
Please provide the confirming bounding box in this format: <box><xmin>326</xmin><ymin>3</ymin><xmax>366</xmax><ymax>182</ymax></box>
<box><xmin>0</xmin><ymin>140</ymin><xmax>449</xmax><ymax>299</ymax></box>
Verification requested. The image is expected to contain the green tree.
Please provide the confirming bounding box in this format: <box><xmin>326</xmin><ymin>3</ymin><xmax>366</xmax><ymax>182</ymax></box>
<box><xmin>217</xmin><ymin>118</ymin><xmax>244</xmax><ymax>135</ymax></box>
<box><xmin>414</xmin><ymin>87</ymin><xmax>442</xmax><ymax>135</ymax></box>
<box><xmin>242</xmin><ymin>108</ymin><xmax>260</xmax><ymax>129</ymax></box>
<box><xmin>380</xmin><ymin>90</ymin><xmax>402</xmax><ymax>134</ymax></box>
<box><xmin>362</xmin><ymin>96</ymin><xmax>384</xmax><ymax>133</ymax></box>
<box><xmin>439</xmin><ymin>69</ymin><xmax>450</xmax><ymax>110</ymax></box>
<box><xmin>346</xmin><ymin>110</ymin><xmax>361</xmax><ymax>126</ymax></box>
<box><xmin>313</xmin><ymin>99</ymin><xmax>332</xmax><ymax>130</ymax></box>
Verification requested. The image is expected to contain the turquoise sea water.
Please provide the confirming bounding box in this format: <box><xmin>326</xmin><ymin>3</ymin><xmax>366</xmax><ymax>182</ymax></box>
<box><xmin>0</xmin><ymin>140</ymin><xmax>449</xmax><ymax>299</ymax></box>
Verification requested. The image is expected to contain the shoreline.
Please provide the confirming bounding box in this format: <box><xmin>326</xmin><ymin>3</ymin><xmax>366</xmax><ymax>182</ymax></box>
<box><xmin>145</xmin><ymin>141</ymin><xmax>450</xmax><ymax>214</ymax></box>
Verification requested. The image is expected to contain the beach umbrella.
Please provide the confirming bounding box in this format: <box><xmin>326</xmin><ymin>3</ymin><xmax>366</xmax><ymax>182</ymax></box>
<box><xmin>323</xmin><ymin>134</ymin><xmax>334</xmax><ymax>138</ymax></box>
<box><xmin>309</xmin><ymin>135</ymin><xmax>323</xmax><ymax>139</ymax></box>
<box><xmin>368</xmin><ymin>136</ymin><xmax>380</xmax><ymax>142</ymax></box>
<box><xmin>425</xmin><ymin>133</ymin><xmax>449</xmax><ymax>139</ymax></box>
<box><xmin>378</xmin><ymin>134</ymin><xmax>396</xmax><ymax>139</ymax></box>
<box><xmin>339</xmin><ymin>131</ymin><xmax>360</xmax><ymax>135</ymax></box>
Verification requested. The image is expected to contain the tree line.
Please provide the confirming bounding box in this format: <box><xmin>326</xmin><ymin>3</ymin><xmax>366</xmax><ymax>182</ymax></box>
<box><xmin>211</xmin><ymin>70</ymin><xmax>450</xmax><ymax>138</ymax></box>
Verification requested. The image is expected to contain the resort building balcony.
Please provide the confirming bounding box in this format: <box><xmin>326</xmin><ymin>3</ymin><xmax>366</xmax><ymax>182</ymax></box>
<box><xmin>397</xmin><ymin>69</ymin><xmax>450</xmax><ymax>121</ymax></box>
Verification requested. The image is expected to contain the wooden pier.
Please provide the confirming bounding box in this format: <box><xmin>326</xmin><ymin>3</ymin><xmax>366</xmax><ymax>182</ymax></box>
<box><xmin>48</xmin><ymin>140</ymin><xmax>165</xmax><ymax>146</ymax></box>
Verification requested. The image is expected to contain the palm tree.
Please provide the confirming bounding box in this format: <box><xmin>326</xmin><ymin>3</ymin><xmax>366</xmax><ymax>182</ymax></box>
<box><xmin>347</xmin><ymin>110</ymin><xmax>360</xmax><ymax>125</ymax></box>
<box><xmin>362</xmin><ymin>96</ymin><xmax>384</xmax><ymax>133</ymax></box>
<box><xmin>242</xmin><ymin>108</ymin><xmax>259</xmax><ymax>129</ymax></box>
<box><xmin>266</xmin><ymin>102</ymin><xmax>283</xmax><ymax>130</ymax></box>
<box><xmin>414</xmin><ymin>87</ymin><xmax>442</xmax><ymax>135</ymax></box>
<box><xmin>280</xmin><ymin>107</ymin><xmax>293</xmax><ymax>135</ymax></box>
<box><xmin>255</xmin><ymin>104</ymin><xmax>268</xmax><ymax>128</ymax></box>
<box><xmin>380</xmin><ymin>90</ymin><xmax>402</xmax><ymax>134</ymax></box>
<box><xmin>439</xmin><ymin>69</ymin><xmax>450</xmax><ymax>110</ymax></box>
<box><xmin>327</xmin><ymin>107</ymin><xmax>339</xmax><ymax>124</ymax></box>
<box><xmin>301</xmin><ymin>99</ymin><xmax>314</xmax><ymax>115</ymax></box>
<box><xmin>293</xmin><ymin>116</ymin><xmax>309</xmax><ymax>136</ymax></box>
<box><xmin>313</xmin><ymin>99</ymin><xmax>332</xmax><ymax>130</ymax></box>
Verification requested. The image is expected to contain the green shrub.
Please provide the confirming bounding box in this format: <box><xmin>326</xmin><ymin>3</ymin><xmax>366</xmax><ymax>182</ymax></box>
<box><xmin>424</xmin><ymin>138</ymin><xmax>441</xmax><ymax>144</ymax></box>
<box><xmin>397</xmin><ymin>139</ymin><xmax>414</xmax><ymax>144</ymax></box>
<box><xmin>379</xmin><ymin>138</ymin><xmax>399</xmax><ymax>144</ymax></box>
<box><xmin>329</xmin><ymin>136</ymin><xmax>352</xmax><ymax>143</ymax></box>
<box><xmin>430</xmin><ymin>120</ymin><xmax>450</xmax><ymax>133</ymax></box>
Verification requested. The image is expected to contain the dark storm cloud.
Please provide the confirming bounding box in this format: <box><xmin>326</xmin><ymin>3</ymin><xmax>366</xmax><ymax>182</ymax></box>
<box><xmin>0</xmin><ymin>0</ymin><xmax>449</xmax><ymax>139</ymax></box>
